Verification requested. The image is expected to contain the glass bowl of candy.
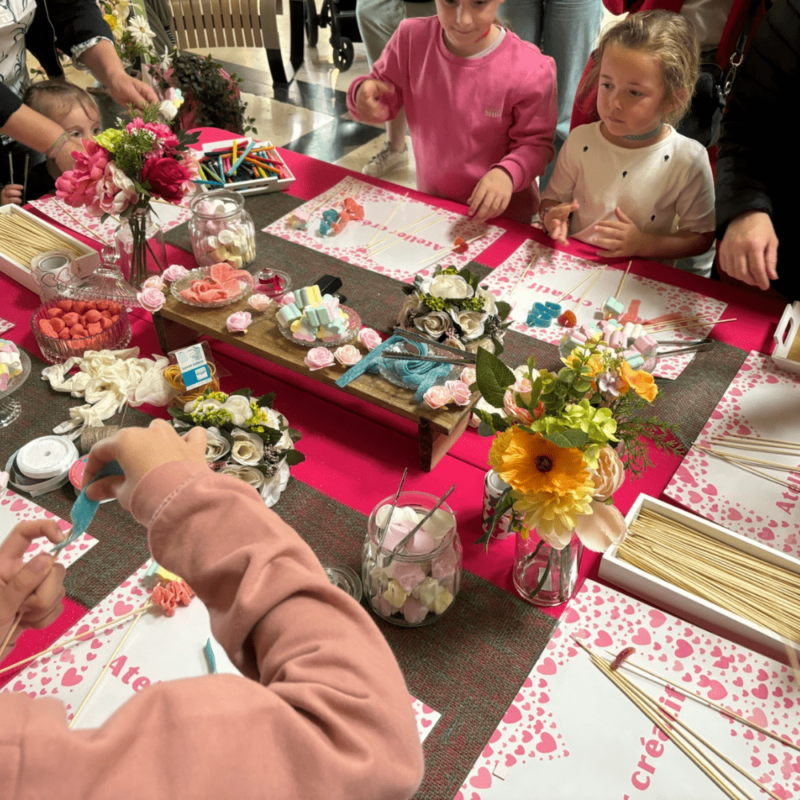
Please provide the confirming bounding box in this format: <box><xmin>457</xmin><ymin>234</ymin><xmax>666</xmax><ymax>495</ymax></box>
<box><xmin>171</xmin><ymin>264</ymin><xmax>255</xmax><ymax>308</ymax></box>
<box><xmin>31</xmin><ymin>298</ymin><xmax>132</xmax><ymax>364</ymax></box>
<box><xmin>189</xmin><ymin>190</ymin><xmax>256</xmax><ymax>268</ymax></box>
<box><xmin>274</xmin><ymin>284</ymin><xmax>360</xmax><ymax>348</ymax></box>
<box><xmin>558</xmin><ymin>319</ymin><xmax>658</xmax><ymax>373</ymax></box>
<box><xmin>363</xmin><ymin>492</ymin><xmax>461</xmax><ymax>627</ymax></box>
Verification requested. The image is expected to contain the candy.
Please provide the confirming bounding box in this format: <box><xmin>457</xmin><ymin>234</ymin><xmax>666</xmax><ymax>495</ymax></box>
<box><xmin>630</xmin><ymin>323</ymin><xmax>643</xmax><ymax>340</ymax></box>
<box><xmin>632</xmin><ymin>334</ymin><xmax>658</xmax><ymax>358</ymax></box>
<box><xmin>609</xmin><ymin>330</ymin><xmax>625</xmax><ymax>348</ymax></box>
<box><xmin>296</xmin><ymin>285</ymin><xmax>323</xmax><ymax>308</ymax></box>
<box><xmin>557</xmin><ymin>309</ymin><xmax>577</xmax><ymax>327</ymax></box>
<box><xmin>276</xmin><ymin>303</ymin><xmax>301</xmax><ymax>325</ymax></box>
<box><xmin>344</xmin><ymin>197</ymin><xmax>365</xmax><ymax>219</ymax></box>
<box><xmin>287</xmin><ymin>210</ymin><xmax>309</xmax><ymax>230</ymax></box>
<box><xmin>619</xmin><ymin>298</ymin><xmax>641</xmax><ymax>324</ymax></box>
<box><xmin>390</xmin><ymin>562</ymin><xmax>427</xmax><ymax>592</ymax></box>
<box><xmin>602</xmin><ymin>297</ymin><xmax>625</xmax><ymax>319</ymax></box>
<box><xmin>383</xmin><ymin>579</ymin><xmax>408</xmax><ymax>608</ymax></box>
<box><xmin>624</xmin><ymin>351</ymin><xmax>645</xmax><ymax>369</ymax></box>
<box><xmin>453</xmin><ymin>236</ymin><xmax>468</xmax><ymax>254</ymax></box>
<box><xmin>322</xmin><ymin>208</ymin><xmax>339</xmax><ymax>223</ymax></box>
<box><xmin>402</xmin><ymin>597</ymin><xmax>429</xmax><ymax>625</ymax></box>
<box><xmin>319</xmin><ymin>220</ymin><xmax>331</xmax><ymax>236</ymax></box>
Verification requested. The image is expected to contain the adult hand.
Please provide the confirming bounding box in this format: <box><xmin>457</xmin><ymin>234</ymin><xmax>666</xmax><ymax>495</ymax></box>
<box><xmin>0</xmin><ymin>521</ymin><xmax>66</xmax><ymax>654</ymax></box>
<box><xmin>354</xmin><ymin>80</ymin><xmax>395</xmax><ymax>123</ymax></box>
<box><xmin>593</xmin><ymin>207</ymin><xmax>647</xmax><ymax>257</ymax></box>
<box><xmin>542</xmin><ymin>199</ymin><xmax>579</xmax><ymax>244</ymax></box>
<box><xmin>83</xmin><ymin>419</ymin><xmax>207</xmax><ymax>509</ymax></box>
<box><xmin>105</xmin><ymin>70</ymin><xmax>159</xmax><ymax>110</ymax></box>
<box><xmin>468</xmin><ymin>168</ymin><xmax>513</xmax><ymax>223</ymax></box>
<box><xmin>718</xmin><ymin>211</ymin><xmax>779</xmax><ymax>291</ymax></box>
<box><xmin>1</xmin><ymin>184</ymin><xmax>22</xmax><ymax>206</ymax></box>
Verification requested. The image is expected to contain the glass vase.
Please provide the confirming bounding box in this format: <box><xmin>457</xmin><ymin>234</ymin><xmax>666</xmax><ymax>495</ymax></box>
<box><xmin>512</xmin><ymin>530</ymin><xmax>582</xmax><ymax>607</ymax></box>
<box><xmin>115</xmin><ymin>207</ymin><xmax>166</xmax><ymax>289</ymax></box>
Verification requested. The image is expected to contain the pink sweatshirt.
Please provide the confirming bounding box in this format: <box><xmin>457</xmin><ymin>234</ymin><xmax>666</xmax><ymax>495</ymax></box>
<box><xmin>0</xmin><ymin>463</ymin><xmax>424</xmax><ymax>799</ymax></box>
<box><xmin>347</xmin><ymin>17</ymin><xmax>557</xmax><ymax>223</ymax></box>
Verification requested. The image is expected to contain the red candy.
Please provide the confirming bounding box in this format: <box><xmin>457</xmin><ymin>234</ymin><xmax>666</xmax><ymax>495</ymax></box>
<box><xmin>70</xmin><ymin>324</ymin><xmax>87</xmax><ymax>337</ymax></box>
<box><xmin>58</xmin><ymin>328</ymin><xmax>72</xmax><ymax>340</ymax></box>
<box><xmin>557</xmin><ymin>310</ymin><xmax>577</xmax><ymax>328</ymax></box>
<box><xmin>344</xmin><ymin>197</ymin><xmax>364</xmax><ymax>219</ymax></box>
<box><xmin>100</xmin><ymin>316</ymin><xmax>114</xmax><ymax>330</ymax></box>
<box><xmin>84</xmin><ymin>309</ymin><xmax>102</xmax><ymax>323</ymax></box>
<box><xmin>38</xmin><ymin>319</ymin><xmax>56</xmax><ymax>337</ymax></box>
<box><xmin>57</xmin><ymin>299</ymin><xmax>73</xmax><ymax>312</ymax></box>
<box><xmin>86</xmin><ymin>322</ymin><xmax>103</xmax><ymax>336</ymax></box>
<box><xmin>453</xmin><ymin>236</ymin><xmax>468</xmax><ymax>254</ymax></box>
<box><xmin>49</xmin><ymin>318</ymin><xmax>66</xmax><ymax>333</ymax></box>
<box><xmin>111</xmin><ymin>315</ymin><xmax>120</xmax><ymax>324</ymax></box>
<box><xmin>96</xmin><ymin>301</ymin><xmax>110</xmax><ymax>310</ymax></box>
<box><xmin>62</xmin><ymin>312</ymin><xmax>80</xmax><ymax>327</ymax></box>
<box><xmin>45</xmin><ymin>307</ymin><xmax>63</xmax><ymax>319</ymax></box>
<box><xmin>72</xmin><ymin>301</ymin><xmax>87</xmax><ymax>315</ymax></box>
<box><xmin>108</xmin><ymin>302</ymin><xmax>121</xmax><ymax>315</ymax></box>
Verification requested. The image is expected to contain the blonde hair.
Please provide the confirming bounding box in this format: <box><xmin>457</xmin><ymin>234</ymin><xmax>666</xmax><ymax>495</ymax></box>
<box><xmin>22</xmin><ymin>81</ymin><xmax>99</xmax><ymax>124</ymax></box>
<box><xmin>582</xmin><ymin>11</ymin><xmax>699</xmax><ymax>125</ymax></box>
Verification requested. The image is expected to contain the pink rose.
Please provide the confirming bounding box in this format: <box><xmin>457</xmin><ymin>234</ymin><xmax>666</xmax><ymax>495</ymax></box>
<box><xmin>137</xmin><ymin>287</ymin><xmax>165</xmax><ymax>312</ymax></box>
<box><xmin>512</xmin><ymin>377</ymin><xmax>533</xmax><ymax>404</ymax></box>
<box><xmin>248</xmin><ymin>294</ymin><xmax>273</xmax><ymax>312</ymax></box>
<box><xmin>460</xmin><ymin>367</ymin><xmax>476</xmax><ymax>387</ymax></box>
<box><xmin>96</xmin><ymin>163</ymin><xmax>138</xmax><ymax>215</ymax></box>
<box><xmin>163</xmin><ymin>264</ymin><xmax>189</xmax><ymax>282</ymax></box>
<box><xmin>334</xmin><ymin>344</ymin><xmax>362</xmax><ymax>366</ymax></box>
<box><xmin>357</xmin><ymin>327</ymin><xmax>382</xmax><ymax>351</ymax></box>
<box><xmin>141</xmin><ymin>157</ymin><xmax>190</xmax><ymax>203</ymax></box>
<box><xmin>226</xmin><ymin>311</ymin><xmax>252</xmax><ymax>333</ymax></box>
<box><xmin>423</xmin><ymin>385</ymin><xmax>453</xmax><ymax>410</ymax></box>
<box><xmin>305</xmin><ymin>347</ymin><xmax>335</xmax><ymax>371</ymax></box>
<box><xmin>142</xmin><ymin>275</ymin><xmax>165</xmax><ymax>291</ymax></box>
<box><xmin>445</xmin><ymin>380</ymin><xmax>472</xmax><ymax>406</ymax></box>
<box><xmin>503</xmin><ymin>389</ymin><xmax>533</xmax><ymax>425</ymax></box>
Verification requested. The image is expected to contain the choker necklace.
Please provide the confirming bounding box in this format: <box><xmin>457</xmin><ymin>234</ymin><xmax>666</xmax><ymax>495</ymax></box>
<box><xmin>623</xmin><ymin>122</ymin><xmax>664</xmax><ymax>141</ymax></box>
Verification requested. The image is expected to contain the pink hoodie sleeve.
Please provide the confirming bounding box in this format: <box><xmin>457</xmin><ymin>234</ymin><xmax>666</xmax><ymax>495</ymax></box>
<box><xmin>347</xmin><ymin>25</ymin><xmax>407</xmax><ymax>122</ymax></box>
<box><xmin>0</xmin><ymin>463</ymin><xmax>424</xmax><ymax>800</ymax></box>
<box><xmin>495</xmin><ymin>54</ymin><xmax>558</xmax><ymax>190</ymax></box>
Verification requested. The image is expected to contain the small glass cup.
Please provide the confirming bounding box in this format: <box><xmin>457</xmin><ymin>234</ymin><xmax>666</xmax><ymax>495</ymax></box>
<box><xmin>363</xmin><ymin>491</ymin><xmax>462</xmax><ymax>627</ymax></box>
<box><xmin>189</xmin><ymin>189</ymin><xmax>256</xmax><ymax>268</ymax></box>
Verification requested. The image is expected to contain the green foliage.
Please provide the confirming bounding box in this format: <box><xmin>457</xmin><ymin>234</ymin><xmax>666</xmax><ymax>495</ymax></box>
<box><xmin>475</xmin><ymin>347</ymin><xmax>515</xmax><ymax>407</ymax></box>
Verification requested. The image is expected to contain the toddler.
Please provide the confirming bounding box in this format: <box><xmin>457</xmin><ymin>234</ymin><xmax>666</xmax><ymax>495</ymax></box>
<box><xmin>1</xmin><ymin>82</ymin><xmax>101</xmax><ymax>207</ymax></box>
<box><xmin>347</xmin><ymin>0</ymin><xmax>557</xmax><ymax>224</ymax></box>
<box><xmin>541</xmin><ymin>12</ymin><xmax>716</xmax><ymax>271</ymax></box>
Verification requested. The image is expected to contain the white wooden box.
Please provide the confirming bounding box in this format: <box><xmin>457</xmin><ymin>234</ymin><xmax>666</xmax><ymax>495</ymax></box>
<box><xmin>0</xmin><ymin>205</ymin><xmax>101</xmax><ymax>294</ymax></box>
<box><xmin>199</xmin><ymin>138</ymin><xmax>295</xmax><ymax>196</ymax></box>
<box><xmin>599</xmin><ymin>493</ymin><xmax>800</xmax><ymax>661</ymax></box>
<box><xmin>772</xmin><ymin>301</ymin><xmax>800</xmax><ymax>375</ymax></box>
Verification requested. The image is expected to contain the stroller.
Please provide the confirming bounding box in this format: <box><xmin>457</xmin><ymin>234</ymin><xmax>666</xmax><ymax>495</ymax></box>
<box><xmin>303</xmin><ymin>0</ymin><xmax>362</xmax><ymax>71</ymax></box>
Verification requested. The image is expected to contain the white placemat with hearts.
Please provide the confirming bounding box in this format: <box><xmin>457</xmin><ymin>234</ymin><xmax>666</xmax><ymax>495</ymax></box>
<box><xmin>0</xmin><ymin>488</ymin><xmax>97</xmax><ymax>568</ymax></box>
<box><xmin>458</xmin><ymin>579</ymin><xmax>799</xmax><ymax>800</ymax></box>
<box><xmin>481</xmin><ymin>240</ymin><xmax>728</xmax><ymax>380</ymax></box>
<box><xmin>664</xmin><ymin>351</ymin><xmax>800</xmax><ymax>559</ymax></box>
<box><xmin>30</xmin><ymin>196</ymin><xmax>191</xmax><ymax>247</ymax></box>
<box><xmin>3</xmin><ymin>559</ymin><xmax>441</xmax><ymax>739</ymax></box>
<box><xmin>263</xmin><ymin>177</ymin><xmax>504</xmax><ymax>283</ymax></box>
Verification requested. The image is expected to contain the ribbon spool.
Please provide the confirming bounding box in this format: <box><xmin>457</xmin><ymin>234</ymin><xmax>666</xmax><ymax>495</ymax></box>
<box><xmin>30</xmin><ymin>250</ymin><xmax>75</xmax><ymax>303</ymax></box>
<box><xmin>80</xmin><ymin>425</ymin><xmax>120</xmax><ymax>455</ymax></box>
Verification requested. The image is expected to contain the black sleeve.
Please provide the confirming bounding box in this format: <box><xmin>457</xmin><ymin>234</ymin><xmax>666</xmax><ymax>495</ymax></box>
<box><xmin>0</xmin><ymin>87</ymin><xmax>24</xmax><ymax>129</ymax></box>
<box><xmin>715</xmin><ymin>0</ymin><xmax>800</xmax><ymax>239</ymax></box>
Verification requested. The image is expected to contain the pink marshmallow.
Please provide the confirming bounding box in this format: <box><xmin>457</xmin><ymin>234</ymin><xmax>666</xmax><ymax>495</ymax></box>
<box><xmin>405</xmin><ymin>530</ymin><xmax>435</xmax><ymax>556</ymax></box>
<box><xmin>391</xmin><ymin>562</ymin><xmax>427</xmax><ymax>592</ymax></box>
<box><xmin>402</xmin><ymin>597</ymin><xmax>429</xmax><ymax>625</ymax></box>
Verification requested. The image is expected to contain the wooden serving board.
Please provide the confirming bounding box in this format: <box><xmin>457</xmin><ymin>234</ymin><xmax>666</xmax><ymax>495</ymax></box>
<box><xmin>153</xmin><ymin>295</ymin><xmax>476</xmax><ymax>471</ymax></box>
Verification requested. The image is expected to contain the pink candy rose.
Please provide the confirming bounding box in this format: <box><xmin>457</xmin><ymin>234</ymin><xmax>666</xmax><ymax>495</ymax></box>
<box><xmin>137</xmin><ymin>287</ymin><xmax>165</xmax><ymax>312</ymax></box>
<box><xmin>334</xmin><ymin>344</ymin><xmax>362</xmax><ymax>366</ymax></box>
<box><xmin>445</xmin><ymin>380</ymin><xmax>472</xmax><ymax>406</ymax></box>
<box><xmin>423</xmin><ymin>385</ymin><xmax>452</xmax><ymax>410</ymax></box>
<box><xmin>163</xmin><ymin>264</ymin><xmax>189</xmax><ymax>282</ymax></box>
<box><xmin>460</xmin><ymin>367</ymin><xmax>476</xmax><ymax>387</ymax></box>
<box><xmin>226</xmin><ymin>311</ymin><xmax>252</xmax><ymax>333</ymax></box>
<box><xmin>142</xmin><ymin>275</ymin><xmax>165</xmax><ymax>291</ymax></box>
<box><xmin>357</xmin><ymin>327</ymin><xmax>382</xmax><ymax>351</ymax></box>
<box><xmin>247</xmin><ymin>294</ymin><xmax>273</xmax><ymax>312</ymax></box>
<box><xmin>305</xmin><ymin>347</ymin><xmax>335</xmax><ymax>371</ymax></box>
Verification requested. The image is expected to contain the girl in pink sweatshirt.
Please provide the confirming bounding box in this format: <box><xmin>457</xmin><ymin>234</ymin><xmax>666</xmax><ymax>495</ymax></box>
<box><xmin>347</xmin><ymin>1</ymin><xmax>557</xmax><ymax>224</ymax></box>
<box><xmin>0</xmin><ymin>421</ymin><xmax>424</xmax><ymax>799</ymax></box>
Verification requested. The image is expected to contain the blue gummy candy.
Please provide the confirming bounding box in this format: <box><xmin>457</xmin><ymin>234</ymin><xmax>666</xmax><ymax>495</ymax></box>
<box><xmin>322</xmin><ymin>209</ymin><xmax>340</xmax><ymax>223</ymax></box>
<box><xmin>319</xmin><ymin>221</ymin><xmax>331</xmax><ymax>235</ymax></box>
<box><xmin>545</xmin><ymin>302</ymin><xmax>562</xmax><ymax>314</ymax></box>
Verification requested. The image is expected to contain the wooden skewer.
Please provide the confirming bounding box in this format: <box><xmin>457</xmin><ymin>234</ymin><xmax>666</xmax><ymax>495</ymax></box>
<box><xmin>54</xmin><ymin>200</ymin><xmax>112</xmax><ymax>246</ymax></box>
<box><xmin>555</xmin><ymin>271</ymin><xmax>595</xmax><ymax>305</ymax></box>
<box><xmin>368</xmin><ymin>214</ymin><xmax>442</xmax><ymax>258</ymax></box>
<box><xmin>723</xmin><ymin>433</ymin><xmax>800</xmax><ymax>449</ymax></box>
<box><xmin>710</xmin><ymin>438</ymin><xmax>800</xmax><ymax>459</ymax></box>
<box><xmin>570</xmin><ymin>266</ymin><xmax>607</xmax><ymax>311</ymax></box>
<box><xmin>366</xmin><ymin>192</ymin><xmax>408</xmax><ymax>248</ymax></box>
<box><xmin>613</xmin><ymin>260</ymin><xmax>633</xmax><ymax>300</ymax></box>
<box><xmin>646</xmin><ymin>316</ymin><xmax>738</xmax><ymax>332</ymax></box>
<box><xmin>68</xmin><ymin>600</ymin><xmax>151</xmax><ymax>729</ymax></box>
<box><xmin>415</xmin><ymin>233</ymin><xmax>486</xmax><ymax>265</ymax></box>
<box><xmin>785</xmin><ymin>637</ymin><xmax>800</xmax><ymax>688</ymax></box>
<box><xmin>704</xmin><ymin>445</ymin><xmax>800</xmax><ymax>473</ymax></box>
<box><xmin>367</xmin><ymin>209</ymin><xmax>439</xmax><ymax>251</ymax></box>
<box><xmin>506</xmin><ymin>255</ymin><xmax>536</xmax><ymax>301</ymax></box>
<box><xmin>609</xmin><ymin>650</ymin><xmax>800</xmax><ymax>754</ymax></box>
<box><xmin>696</xmin><ymin>445</ymin><xmax>800</xmax><ymax>490</ymax></box>
<box><xmin>0</xmin><ymin>604</ymin><xmax>156</xmax><ymax>676</ymax></box>
<box><xmin>22</xmin><ymin>154</ymin><xmax>29</xmax><ymax>205</ymax></box>
<box><xmin>0</xmin><ymin>614</ymin><xmax>22</xmax><ymax>656</ymax></box>
<box><xmin>644</xmin><ymin>313</ymin><xmax>716</xmax><ymax>330</ymax></box>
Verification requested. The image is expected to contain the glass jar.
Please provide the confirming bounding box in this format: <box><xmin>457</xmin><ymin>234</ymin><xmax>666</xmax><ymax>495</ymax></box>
<box><xmin>115</xmin><ymin>207</ymin><xmax>167</xmax><ymax>290</ymax></box>
<box><xmin>363</xmin><ymin>491</ymin><xmax>462</xmax><ymax>627</ymax></box>
<box><xmin>189</xmin><ymin>189</ymin><xmax>256</xmax><ymax>268</ymax></box>
<box><xmin>513</xmin><ymin>529</ymin><xmax>582</xmax><ymax>607</ymax></box>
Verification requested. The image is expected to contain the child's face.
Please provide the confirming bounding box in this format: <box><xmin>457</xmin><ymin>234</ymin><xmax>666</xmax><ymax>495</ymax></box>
<box><xmin>51</xmin><ymin>103</ymin><xmax>102</xmax><ymax>157</ymax></box>
<box><xmin>436</xmin><ymin>0</ymin><xmax>504</xmax><ymax>56</ymax></box>
<box><xmin>597</xmin><ymin>45</ymin><xmax>674</xmax><ymax>143</ymax></box>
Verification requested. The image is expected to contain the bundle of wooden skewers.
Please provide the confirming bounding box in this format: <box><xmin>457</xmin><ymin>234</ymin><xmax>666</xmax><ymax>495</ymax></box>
<box><xmin>0</xmin><ymin>207</ymin><xmax>86</xmax><ymax>269</ymax></box>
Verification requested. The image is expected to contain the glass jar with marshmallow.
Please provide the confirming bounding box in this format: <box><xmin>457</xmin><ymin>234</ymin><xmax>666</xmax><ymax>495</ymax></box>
<box><xmin>189</xmin><ymin>189</ymin><xmax>256</xmax><ymax>269</ymax></box>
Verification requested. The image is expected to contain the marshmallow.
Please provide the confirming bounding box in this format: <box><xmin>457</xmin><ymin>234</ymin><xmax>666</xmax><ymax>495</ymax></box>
<box><xmin>402</xmin><ymin>597</ymin><xmax>429</xmax><ymax>625</ymax></box>
<box><xmin>383</xmin><ymin>579</ymin><xmax>408</xmax><ymax>608</ymax></box>
<box><xmin>276</xmin><ymin>303</ymin><xmax>301</xmax><ymax>326</ymax></box>
<box><xmin>218</xmin><ymin>229</ymin><xmax>235</xmax><ymax>246</ymax></box>
<box><xmin>603</xmin><ymin>297</ymin><xmax>625</xmax><ymax>319</ymax></box>
<box><xmin>633</xmin><ymin>334</ymin><xmax>658</xmax><ymax>357</ymax></box>
<box><xmin>624</xmin><ymin>351</ymin><xmax>645</xmax><ymax>369</ymax></box>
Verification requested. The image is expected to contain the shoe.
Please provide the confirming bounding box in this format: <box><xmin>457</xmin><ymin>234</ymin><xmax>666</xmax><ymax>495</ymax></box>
<box><xmin>362</xmin><ymin>142</ymin><xmax>409</xmax><ymax>177</ymax></box>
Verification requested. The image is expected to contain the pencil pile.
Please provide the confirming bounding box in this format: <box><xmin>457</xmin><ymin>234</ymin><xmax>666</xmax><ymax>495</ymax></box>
<box><xmin>195</xmin><ymin>140</ymin><xmax>287</xmax><ymax>188</ymax></box>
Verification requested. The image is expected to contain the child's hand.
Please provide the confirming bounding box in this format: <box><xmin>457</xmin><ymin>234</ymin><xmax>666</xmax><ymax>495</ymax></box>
<box><xmin>1</xmin><ymin>184</ymin><xmax>23</xmax><ymax>206</ymax></box>
<box><xmin>543</xmin><ymin>200</ymin><xmax>579</xmax><ymax>244</ymax></box>
<box><xmin>0</xmin><ymin>520</ymin><xmax>66</xmax><ymax>654</ymax></box>
<box><xmin>468</xmin><ymin>168</ymin><xmax>513</xmax><ymax>223</ymax></box>
<box><xmin>355</xmin><ymin>80</ymin><xmax>395</xmax><ymax>123</ymax></box>
<box><xmin>592</xmin><ymin>207</ymin><xmax>646</xmax><ymax>257</ymax></box>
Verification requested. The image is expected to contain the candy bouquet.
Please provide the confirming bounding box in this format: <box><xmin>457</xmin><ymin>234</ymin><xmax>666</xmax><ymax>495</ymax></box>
<box><xmin>169</xmin><ymin>387</ymin><xmax>304</xmax><ymax>507</ymax></box>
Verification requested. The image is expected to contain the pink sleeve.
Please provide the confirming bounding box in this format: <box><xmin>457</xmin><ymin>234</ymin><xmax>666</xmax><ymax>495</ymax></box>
<box><xmin>495</xmin><ymin>56</ymin><xmax>558</xmax><ymax>191</ymax></box>
<box><xmin>347</xmin><ymin>24</ymin><xmax>407</xmax><ymax>122</ymax></box>
<box><xmin>0</xmin><ymin>463</ymin><xmax>424</xmax><ymax>800</ymax></box>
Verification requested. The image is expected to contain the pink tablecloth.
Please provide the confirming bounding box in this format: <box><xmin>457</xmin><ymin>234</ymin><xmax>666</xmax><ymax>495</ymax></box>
<box><xmin>0</xmin><ymin>128</ymin><xmax>788</xmax><ymax>650</ymax></box>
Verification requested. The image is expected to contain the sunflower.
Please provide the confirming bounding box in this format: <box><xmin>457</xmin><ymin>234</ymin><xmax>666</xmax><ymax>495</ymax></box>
<box><xmin>620</xmin><ymin>361</ymin><xmax>658</xmax><ymax>402</ymax></box>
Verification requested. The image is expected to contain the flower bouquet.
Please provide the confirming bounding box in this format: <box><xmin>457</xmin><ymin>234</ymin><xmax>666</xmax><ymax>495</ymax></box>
<box><xmin>100</xmin><ymin>0</ymin><xmax>157</xmax><ymax>68</ymax></box>
<box><xmin>169</xmin><ymin>387</ymin><xmax>305</xmax><ymax>507</ymax></box>
<box><xmin>398</xmin><ymin>266</ymin><xmax>511</xmax><ymax>354</ymax></box>
<box><xmin>56</xmin><ymin>106</ymin><xmax>200</xmax><ymax>290</ymax></box>
<box><xmin>474</xmin><ymin>335</ymin><xmax>680</xmax><ymax>605</ymax></box>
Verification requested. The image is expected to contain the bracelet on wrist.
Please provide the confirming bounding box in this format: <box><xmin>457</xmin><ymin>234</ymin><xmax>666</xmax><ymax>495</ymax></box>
<box><xmin>45</xmin><ymin>131</ymin><xmax>70</xmax><ymax>160</ymax></box>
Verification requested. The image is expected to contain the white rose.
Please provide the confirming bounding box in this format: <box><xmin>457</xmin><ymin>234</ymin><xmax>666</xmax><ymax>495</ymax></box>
<box><xmin>476</xmin><ymin>287</ymin><xmax>498</xmax><ymax>316</ymax></box>
<box><xmin>397</xmin><ymin>293</ymin><xmax>423</xmax><ymax>326</ymax></box>
<box><xmin>261</xmin><ymin>461</ymin><xmax>290</xmax><ymax>507</ymax></box>
<box><xmin>420</xmin><ymin>274</ymin><xmax>474</xmax><ymax>301</ymax></box>
<box><xmin>220</xmin><ymin>464</ymin><xmax>265</xmax><ymax>489</ymax></box>
<box><xmin>513</xmin><ymin>365</ymin><xmax>540</xmax><ymax>383</ymax></box>
<box><xmin>159</xmin><ymin>100</ymin><xmax>178</xmax><ymax>121</ymax></box>
<box><xmin>231</xmin><ymin>428</ymin><xmax>265</xmax><ymax>466</ymax></box>
<box><xmin>203</xmin><ymin>427</ymin><xmax>231</xmax><ymax>462</ymax></box>
<box><xmin>450</xmin><ymin>308</ymin><xmax>487</xmax><ymax>342</ymax></box>
<box><xmin>222</xmin><ymin>395</ymin><xmax>252</xmax><ymax>426</ymax></box>
<box><xmin>186</xmin><ymin>397</ymin><xmax>223</xmax><ymax>416</ymax></box>
<box><xmin>466</xmin><ymin>338</ymin><xmax>496</xmax><ymax>354</ymax></box>
<box><xmin>413</xmin><ymin>311</ymin><xmax>452</xmax><ymax>339</ymax></box>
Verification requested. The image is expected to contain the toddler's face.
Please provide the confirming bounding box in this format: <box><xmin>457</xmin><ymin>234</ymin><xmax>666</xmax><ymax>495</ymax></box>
<box><xmin>597</xmin><ymin>45</ymin><xmax>673</xmax><ymax>144</ymax></box>
<box><xmin>51</xmin><ymin>104</ymin><xmax>102</xmax><ymax>157</ymax></box>
<box><xmin>436</xmin><ymin>0</ymin><xmax>504</xmax><ymax>55</ymax></box>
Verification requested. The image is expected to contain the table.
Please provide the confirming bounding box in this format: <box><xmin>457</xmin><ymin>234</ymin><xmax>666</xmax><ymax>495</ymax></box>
<box><xmin>0</xmin><ymin>129</ymin><xmax>791</xmax><ymax>797</ymax></box>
